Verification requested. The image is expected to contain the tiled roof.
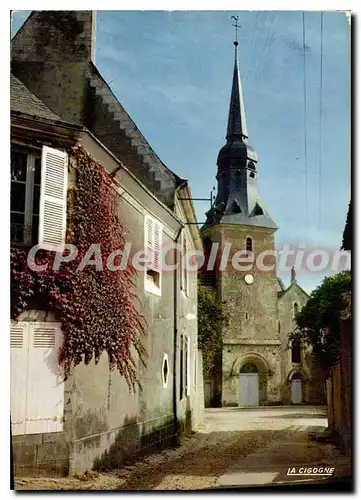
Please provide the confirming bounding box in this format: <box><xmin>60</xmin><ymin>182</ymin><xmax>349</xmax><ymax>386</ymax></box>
<box><xmin>10</xmin><ymin>73</ymin><xmax>62</xmax><ymax>122</ymax></box>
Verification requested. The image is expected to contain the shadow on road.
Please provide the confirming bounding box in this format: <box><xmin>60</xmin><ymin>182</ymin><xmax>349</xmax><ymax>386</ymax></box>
<box><xmin>261</xmin><ymin>412</ymin><xmax>327</xmax><ymax>419</ymax></box>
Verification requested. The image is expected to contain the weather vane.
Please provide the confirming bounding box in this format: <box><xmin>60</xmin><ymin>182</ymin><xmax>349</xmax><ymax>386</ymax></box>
<box><xmin>231</xmin><ymin>15</ymin><xmax>241</xmax><ymax>45</ymax></box>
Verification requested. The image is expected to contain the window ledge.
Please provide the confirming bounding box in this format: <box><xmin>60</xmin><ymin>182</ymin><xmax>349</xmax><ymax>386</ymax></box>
<box><xmin>145</xmin><ymin>279</ymin><xmax>161</xmax><ymax>297</ymax></box>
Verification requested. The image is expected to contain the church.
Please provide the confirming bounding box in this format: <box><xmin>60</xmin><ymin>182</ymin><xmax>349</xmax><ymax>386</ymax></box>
<box><xmin>201</xmin><ymin>36</ymin><xmax>326</xmax><ymax>407</ymax></box>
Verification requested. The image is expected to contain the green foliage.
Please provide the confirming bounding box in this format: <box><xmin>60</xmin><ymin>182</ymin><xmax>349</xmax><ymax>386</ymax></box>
<box><xmin>197</xmin><ymin>282</ymin><xmax>229</xmax><ymax>377</ymax></box>
<box><xmin>291</xmin><ymin>271</ymin><xmax>351</xmax><ymax>373</ymax></box>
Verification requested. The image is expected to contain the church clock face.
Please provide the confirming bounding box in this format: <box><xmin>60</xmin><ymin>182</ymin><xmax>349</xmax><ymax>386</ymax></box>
<box><xmin>245</xmin><ymin>274</ymin><xmax>254</xmax><ymax>285</ymax></box>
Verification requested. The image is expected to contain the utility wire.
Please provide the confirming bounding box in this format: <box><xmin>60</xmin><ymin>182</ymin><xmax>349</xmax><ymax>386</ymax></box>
<box><xmin>317</xmin><ymin>13</ymin><xmax>324</xmax><ymax>246</ymax></box>
<box><xmin>253</xmin><ymin>12</ymin><xmax>274</xmax><ymax>83</ymax></box>
<box><xmin>316</xmin><ymin>12</ymin><xmax>324</xmax><ymax>281</ymax></box>
<box><xmin>255</xmin><ymin>12</ymin><xmax>276</xmax><ymax>84</ymax></box>
<box><xmin>246</xmin><ymin>12</ymin><xmax>268</xmax><ymax>81</ymax></box>
<box><xmin>302</xmin><ymin>12</ymin><xmax>309</xmax><ymax>246</ymax></box>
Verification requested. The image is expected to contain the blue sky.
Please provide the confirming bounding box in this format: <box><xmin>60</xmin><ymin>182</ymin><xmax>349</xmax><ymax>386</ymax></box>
<box><xmin>12</xmin><ymin>11</ymin><xmax>350</xmax><ymax>294</ymax></box>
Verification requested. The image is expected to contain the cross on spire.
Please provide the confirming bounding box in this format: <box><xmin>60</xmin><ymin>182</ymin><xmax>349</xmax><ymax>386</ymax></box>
<box><xmin>231</xmin><ymin>15</ymin><xmax>241</xmax><ymax>46</ymax></box>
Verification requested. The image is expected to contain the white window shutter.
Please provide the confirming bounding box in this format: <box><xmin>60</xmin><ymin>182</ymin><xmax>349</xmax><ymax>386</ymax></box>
<box><xmin>39</xmin><ymin>146</ymin><xmax>68</xmax><ymax>249</ymax></box>
<box><xmin>145</xmin><ymin>216</ymin><xmax>162</xmax><ymax>273</ymax></box>
<box><xmin>145</xmin><ymin>216</ymin><xmax>154</xmax><ymax>264</ymax></box>
<box><xmin>153</xmin><ymin>221</ymin><xmax>162</xmax><ymax>272</ymax></box>
<box><xmin>10</xmin><ymin>323</ymin><xmax>29</xmax><ymax>436</ymax></box>
<box><xmin>25</xmin><ymin>323</ymin><xmax>64</xmax><ymax>434</ymax></box>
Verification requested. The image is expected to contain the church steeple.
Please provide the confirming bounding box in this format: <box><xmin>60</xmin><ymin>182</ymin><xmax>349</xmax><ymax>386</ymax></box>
<box><xmin>203</xmin><ymin>29</ymin><xmax>277</xmax><ymax>231</ymax></box>
<box><xmin>226</xmin><ymin>41</ymin><xmax>248</xmax><ymax>142</ymax></box>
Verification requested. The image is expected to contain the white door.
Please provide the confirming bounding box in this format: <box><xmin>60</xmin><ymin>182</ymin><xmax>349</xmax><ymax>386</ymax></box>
<box><xmin>10</xmin><ymin>323</ymin><xmax>29</xmax><ymax>435</ymax></box>
<box><xmin>291</xmin><ymin>380</ymin><xmax>302</xmax><ymax>404</ymax></box>
<box><xmin>239</xmin><ymin>373</ymin><xmax>259</xmax><ymax>406</ymax></box>
<box><xmin>10</xmin><ymin>321</ymin><xmax>64</xmax><ymax>435</ymax></box>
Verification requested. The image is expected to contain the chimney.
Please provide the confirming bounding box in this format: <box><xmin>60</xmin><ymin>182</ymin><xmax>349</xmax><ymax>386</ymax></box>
<box><xmin>11</xmin><ymin>11</ymin><xmax>96</xmax><ymax>123</ymax></box>
<box><xmin>11</xmin><ymin>11</ymin><xmax>96</xmax><ymax>62</ymax></box>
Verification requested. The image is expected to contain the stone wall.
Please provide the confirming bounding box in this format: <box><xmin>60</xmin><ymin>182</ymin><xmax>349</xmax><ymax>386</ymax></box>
<box><xmin>11</xmin><ymin>11</ymin><xmax>178</xmax><ymax>208</ymax></box>
<box><xmin>327</xmin><ymin>318</ymin><xmax>352</xmax><ymax>456</ymax></box>
<box><xmin>278</xmin><ymin>282</ymin><xmax>326</xmax><ymax>404</ymax></box>
<box><xmin>222</xmin><ymin>344</ymin><xmax>282</xmax><ymax>406</ymax></box>
<box><xmin>11</xmin><ymin>11</ymin><xmax>94</xmax><ymax>124</ymax></box>
<box><xmin>201</xmin><ymin>223</ymin><xmax>281</xmax><ymax>405</ymax></box>
<box><xmin>216</xmin><ymin>225</ymin><xmax>279</xmax><ymax>345</ymax></box>
<box><xmin>12</xmin><ymin>432</ymin><xmax>69</xmax><ymax>477</ymax></box>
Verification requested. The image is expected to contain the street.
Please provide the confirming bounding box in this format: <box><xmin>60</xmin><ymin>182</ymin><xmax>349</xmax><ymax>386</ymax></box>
<box><xmin>15</xmin><ymin>405</ymin><xmax>351</xmax><ymax>490</ymax></box>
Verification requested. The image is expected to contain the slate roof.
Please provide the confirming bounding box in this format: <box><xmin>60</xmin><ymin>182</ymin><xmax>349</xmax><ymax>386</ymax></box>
<box><xmin>277</xmin><ymin>280</ymin><xmax>310</xmax><ymax>300</ymax></box>
<box><xmin>276</xmin><ymin>277</ymin><xmax>286</xmax><ymax>293</ymax></box>
<box><xmin>10</xmin><ymin>73</ymin><xmax>62</xmax><ymax>122</ymax></box>
<box><xmin>342</xmin><ymin>200</ymin><xmax>352</xmax><ymax>251</ymax></box>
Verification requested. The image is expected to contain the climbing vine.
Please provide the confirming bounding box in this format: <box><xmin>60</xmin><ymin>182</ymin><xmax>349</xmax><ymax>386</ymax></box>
<box><xmin>11</xmin><ymin>145</ymin><xmax>147</xmax><ymax>391</ymax></box>
<box><xmin>197</xmin><ymin>281</ymin><xmax>228</xmax><ymax>378</ymax></box>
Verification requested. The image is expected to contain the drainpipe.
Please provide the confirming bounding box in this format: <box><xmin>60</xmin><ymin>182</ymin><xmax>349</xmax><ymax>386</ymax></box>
<box><xmin>172</xmin><ymin>181</ymin><xmax>187</xmax><ymax>446</ymax></box>
<box><xmin>172</xmin><ymin>225</ymin><xmax>183</xmax><ymax>446</ymax></box>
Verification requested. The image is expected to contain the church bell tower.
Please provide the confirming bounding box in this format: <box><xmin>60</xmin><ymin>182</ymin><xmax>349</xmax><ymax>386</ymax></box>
<box><xmin>201</xmin><ymin>27</ymin><xmax>282</xmax><ymax>407</ymax></box>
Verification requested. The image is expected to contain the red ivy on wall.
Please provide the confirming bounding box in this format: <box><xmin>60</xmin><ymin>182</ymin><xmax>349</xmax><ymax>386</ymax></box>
<box><xmin>11</xmin><ymin>145</ymin><xmax>146</xmax><ymax>391</ymax></box>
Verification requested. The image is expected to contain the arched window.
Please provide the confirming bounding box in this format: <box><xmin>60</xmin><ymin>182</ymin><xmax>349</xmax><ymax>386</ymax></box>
<box><xmin>293</xmin><ymin>302</ymin><xmax>299</xmax><ymax>318</ymax></box>
<box><xmin>246</xmin><ymin>237</ymin><xmax>253</xmax><ymax>253</ymax></box>
<box><xmin>291</xmin><ymin>340</ymin><xmax>301</xmax><ymax>364</ymax></box>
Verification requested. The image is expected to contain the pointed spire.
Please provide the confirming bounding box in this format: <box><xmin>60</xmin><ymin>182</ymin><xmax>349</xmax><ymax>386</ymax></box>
<box><xmin>226</xmin><ymin>41</ymin><xmax>248</xmax><ymax>142</ymax></box>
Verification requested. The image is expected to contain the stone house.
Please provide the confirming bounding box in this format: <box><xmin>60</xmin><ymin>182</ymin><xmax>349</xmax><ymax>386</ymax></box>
<box><xmin>201</xmin><ymin>39</ymin><xmax>325</xmax><ymax>407</ymax></box>
<box><xmin>10</xmin><ymin>11</ymin><xmax>204</xmax><ymax>476</ymax></box>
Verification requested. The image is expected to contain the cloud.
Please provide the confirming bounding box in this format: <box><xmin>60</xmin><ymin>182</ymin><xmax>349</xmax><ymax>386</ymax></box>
<box><xmin>149</xmin><ymin>82</ymin><xmax>213</xmax><ymax>107</ymax></box>
<box><xmin>96</xmin><ymin>43</ymin><xmax>135</xmax><ymax>68</ymax></box>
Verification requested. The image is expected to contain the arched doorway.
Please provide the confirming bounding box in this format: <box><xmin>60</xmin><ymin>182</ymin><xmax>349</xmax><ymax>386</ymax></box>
<box><xmin>288</xmin><ymin>369</ymin><xmax>308</xmax><ymax>404</ymax></box>
<box><xmin>239</xmin><ymin>363</ymin><xmax>259</xmax><ymax>406</ymax></box>
<box><xmin>291</xmin><ymin>374</ymin><xmax>302</xmax><ymax>404</ymax></box>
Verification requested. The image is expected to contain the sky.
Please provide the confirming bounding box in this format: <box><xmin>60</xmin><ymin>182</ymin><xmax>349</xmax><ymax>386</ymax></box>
<box><xmin>11</xmin><ymin>11</ymin><xmax>350</xmax><ymax>294</ymax></box>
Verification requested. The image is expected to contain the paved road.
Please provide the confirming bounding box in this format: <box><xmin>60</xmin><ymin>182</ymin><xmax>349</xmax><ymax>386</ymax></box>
<box><xmin>206</xmin><ymin>406</ymin><xmax>351</xmax><ymax>488</ymax></box>
<box><xmin>15</xmin><ymin>405</ymin><xmax>351</xmax><ymax>491</ymax></box>
<box><xmin>119</xmin><ymin>405</ymin><xmax>350</xmax><ymax>490</ymax></box>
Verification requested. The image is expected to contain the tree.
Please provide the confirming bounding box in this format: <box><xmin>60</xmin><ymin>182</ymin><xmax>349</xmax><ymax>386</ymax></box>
<box><xmin>290</xmin><ymin>271</ymin><xmax>351</xmax><ymax>374</ymax></box>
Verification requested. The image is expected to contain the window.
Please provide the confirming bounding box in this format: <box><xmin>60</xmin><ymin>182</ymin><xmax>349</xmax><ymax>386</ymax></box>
<box><xmin>246</xmin><ymin>237</ymin><xmax>253</xmax><ymax>253</ymax></box>
<box><xmin>11</xmin><ymin>146</ymin><xmax>68</xmax><ymax>248</ymax></box>
<box><xmin>181</xmin><ymin>231</ymin><xmax>188</xmax><ymax>295</ymax></box>
<box><xmin>278</xmin><ymin>320</ymin><xmax>281</xmax><ymax>333</ymax></box>
<box><xmin>193</xmin><ymin>347</ymin><xmax>197</xmax><ymax>389</ymax></box>
<box><xmin>291</xmin><ymin>340</ymin><xmax>301</xmax><ymax>364</ymax></box>
<box><xmin>180</xmin><ymin>334</ymin><xmax>184</xmax><ymax>399</ymax></box>
<box><xmin>293</xmin><ymin>302</ymin><xmax>299</xmax><ymax>318</ymax></box>
<box><xmin>179</xmin><ymin>334</ymin><xmax>190</xmax><ymax>399</ymax></box>
<box><xmin>144</xmin><ymin>215</ymin><xmax>162</xmax><ymax>295</ymax></box>
<box><xmin>10</xmin><ymin>321</ymin><xmax>64</xmax><ymax>435</ymax></box>
<box><xmin>240</xmin><ymin>363</ymin><xmax>258</xmax><ymax>373</ymax></box>
<box><xmin>162</xmin><ymin>353</ymin><xmax>169</xmax><ymax>388</ymax></box>
<box><xmin>185</xmin><ymin>335</ymin><xmax>190</xmax><ymax>396</ymax></box>
<box><xmin>11</xmin><ymin>151</ymin><xmax>41</xmax><ymax>245</ymax></box>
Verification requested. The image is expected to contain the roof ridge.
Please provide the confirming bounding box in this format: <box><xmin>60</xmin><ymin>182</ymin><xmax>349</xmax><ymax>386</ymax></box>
<box><xmin>88</xmin><ymin>63</ymin><xmax>182</xmax><ymax>185</ymax></box>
